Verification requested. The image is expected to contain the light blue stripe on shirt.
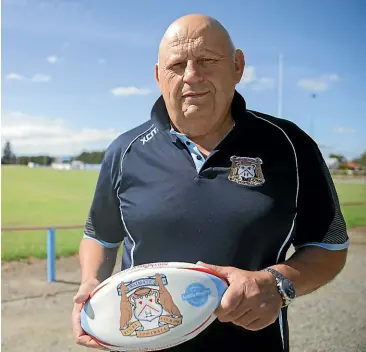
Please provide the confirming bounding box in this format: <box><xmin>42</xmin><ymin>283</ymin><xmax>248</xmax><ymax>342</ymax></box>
<box><xmin>83</xmin><ymin>234</ymin><xmax>121</xmax><ymax>248</ymax></box>
<box><xmin>295</xmin><ymin>240</ymin><xmax>349</xmax><ymax>251</ymax></box>
<box><xmin>170</xmin><ymin>128</ymin><xmax>205</xmax><ymax>172</ymax></box>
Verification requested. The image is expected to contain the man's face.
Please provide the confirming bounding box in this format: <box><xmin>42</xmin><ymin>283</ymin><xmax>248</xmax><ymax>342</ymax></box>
<box><xmin>155</xmin><ymin>24</ymin><xmax>244</xmax><ymax>136</ymax></box>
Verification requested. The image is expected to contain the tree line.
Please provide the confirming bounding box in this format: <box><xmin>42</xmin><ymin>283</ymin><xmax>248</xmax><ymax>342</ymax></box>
<box><xmin>329</xmin><ymin>153</ymin><xmax>366</xmax><ymax>169</ymax></box>
<box><xmin>2</xmin><ymin>140</ymin><xmax>366</xmax><ymax>169</ymax></box>
<box><xmin>1</xmin><ymin>141</ymin><xmax>106</xmax><ymax>166</ymax></box>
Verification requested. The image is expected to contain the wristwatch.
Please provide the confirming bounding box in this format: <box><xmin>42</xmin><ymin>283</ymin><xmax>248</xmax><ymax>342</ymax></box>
<box><xmin>262</xmin><ymin>267</ymin><xmax>296</xmax><ymax>307</ymax></box>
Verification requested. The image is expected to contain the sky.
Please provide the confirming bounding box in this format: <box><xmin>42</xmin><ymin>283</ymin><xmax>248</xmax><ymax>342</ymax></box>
<box><xmin>1</xmin><ymin>0</ymin><xmax>365</xmax><ymax>160</ymax></box>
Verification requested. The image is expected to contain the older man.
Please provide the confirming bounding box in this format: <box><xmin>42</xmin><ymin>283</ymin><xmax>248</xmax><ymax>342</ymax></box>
<box><xmin>72</xmin><ymin>14</ymin><xmax>349</xmax><ymax>352</ymax></box>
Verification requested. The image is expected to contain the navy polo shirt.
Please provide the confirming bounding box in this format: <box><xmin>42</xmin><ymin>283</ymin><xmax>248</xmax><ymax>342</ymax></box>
<box><xmin>84</xmin><ymin>91</ymin><xmax>349</xmax><ymax>352</ymax></box>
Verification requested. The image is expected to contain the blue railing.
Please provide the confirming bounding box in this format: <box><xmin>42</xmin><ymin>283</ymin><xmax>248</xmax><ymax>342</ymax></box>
<box><xmin>1</xmin><ymin>225</ymin><xmax>84</xmax><ymax>282</ymax></box>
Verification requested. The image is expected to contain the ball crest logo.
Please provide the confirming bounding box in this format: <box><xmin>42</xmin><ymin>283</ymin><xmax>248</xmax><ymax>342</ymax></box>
<box><xmin>117</xmin><ymin>273</ymin><xmax>183</xmax><ymax>338</ymax></box>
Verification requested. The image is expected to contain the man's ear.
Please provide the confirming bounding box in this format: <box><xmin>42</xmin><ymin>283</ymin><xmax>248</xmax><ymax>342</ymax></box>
<box><xmin>234</xmin><ymin>49</ymin><xmax>245</xmax><ymax>84</ymax></box>
<box><xmin>155</xmin><ymin>63</ymin><xmax>160</xmax><ymax>85</ymax></box>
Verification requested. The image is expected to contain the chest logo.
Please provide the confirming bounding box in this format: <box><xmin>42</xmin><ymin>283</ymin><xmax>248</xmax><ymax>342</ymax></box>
<box><xmin>228</xmin><ymin>156</ymin><xmax>265</xmax><ymax>186</ymax></box>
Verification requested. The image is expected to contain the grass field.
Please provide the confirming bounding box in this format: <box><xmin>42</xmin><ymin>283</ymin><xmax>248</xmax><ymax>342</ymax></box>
<box><xmin>1</xmin><ymin>166</ymin><xmax>366</xmax><ymax>261</ymax></box>
<box><xmin>333</xmin><ymin>179</ymin><xmax>366</xmax><ymax>229</ymax></box>
<box><xmin>1</xmin><ymin>166</ymin><xmax>98</xmax><ymax>261</ymax></box>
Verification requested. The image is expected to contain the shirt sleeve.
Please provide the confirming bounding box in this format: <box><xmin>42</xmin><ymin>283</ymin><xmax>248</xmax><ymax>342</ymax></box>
<box><xmin>83</xmin><ymin>143</ymin><xmax>126</xmax><ymax>248</ymax></box>
<box><xmin>291</xmin><ymin>129</ymin><xmax>349</xmax><ymax>251</ymax></box>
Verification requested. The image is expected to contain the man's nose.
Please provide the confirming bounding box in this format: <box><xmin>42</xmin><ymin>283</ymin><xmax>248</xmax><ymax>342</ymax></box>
<box><xmin>183</xmin><ymin>60</ymin><xmax>203</xmax><ymax>84</ymax></box>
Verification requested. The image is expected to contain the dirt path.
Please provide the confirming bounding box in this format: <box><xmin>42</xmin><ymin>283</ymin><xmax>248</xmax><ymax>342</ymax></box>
<box><xmin>2</xmin><ymin>229</ymin><xmax>366</xmax><ymax>352</ymax></box>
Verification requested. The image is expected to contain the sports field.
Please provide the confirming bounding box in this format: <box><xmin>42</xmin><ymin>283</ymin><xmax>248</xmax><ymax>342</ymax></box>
<box><xmin>1</xmin><ymin>166</ymin><xmax>366</xmax><ymax>261</ymax></box>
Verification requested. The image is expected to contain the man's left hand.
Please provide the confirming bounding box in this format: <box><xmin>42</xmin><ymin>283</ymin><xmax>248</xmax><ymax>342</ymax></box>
<box><xmin>198</xmin><ymin>262</ymin><xmax>284</xmax><ymax>331</ymax></box>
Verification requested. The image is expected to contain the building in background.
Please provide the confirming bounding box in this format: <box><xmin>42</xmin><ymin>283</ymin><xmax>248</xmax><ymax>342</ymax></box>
<box><xmin>325</xmin><ymin>158</ymin><xmax>340</xmax><ymax>170</ymax></box>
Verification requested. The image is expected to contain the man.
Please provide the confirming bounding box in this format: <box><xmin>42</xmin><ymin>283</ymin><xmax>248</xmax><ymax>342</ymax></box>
<box><xmin>72</xmin><ymin>14</ymin><xmax>349</xmax><ymax>352</ymax></box>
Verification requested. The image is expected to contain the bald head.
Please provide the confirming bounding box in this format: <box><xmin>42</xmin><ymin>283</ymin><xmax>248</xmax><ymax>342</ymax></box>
<box><xmin>158</xmin><ymin>14</ymin><xmax>236</xmax><ymax>64</ymax></box>
<box><xmin>154</xmin><ymin>14</ymin><xmax>245</xmax><ymax>139</ymax></box>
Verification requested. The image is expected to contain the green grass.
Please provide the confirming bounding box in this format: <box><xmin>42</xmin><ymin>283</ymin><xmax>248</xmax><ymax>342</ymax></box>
<box><xmin>1</xmin><ymin>166</ymin><xmax>98</xmax><ymax>261</ymax></box>
<box><xmin>335</xmin><ymin>182</ymin><xmax>366</xmax><ymax>204</ymax></box>
<box><xmin>335</xmin><ymin>182</ymin><xmax>366</xmax><ymax>228</ymax></box>
<box><xmin>1</xmin><ymin>166</ymin><xmax>366</xmax><ymax>261</ymax></box>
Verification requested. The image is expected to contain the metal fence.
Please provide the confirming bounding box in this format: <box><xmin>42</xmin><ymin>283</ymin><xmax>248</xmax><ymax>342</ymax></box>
<box><xmin>1</xmin><ymin>225</ymin><xmax>84</xmax><ymax>282</ymax></box>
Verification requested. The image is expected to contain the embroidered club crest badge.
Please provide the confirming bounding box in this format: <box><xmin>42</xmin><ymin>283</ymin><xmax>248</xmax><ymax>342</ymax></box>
<box><xmin>228</xmin><ymin>156</ymin><xmax>265</xmax><ymax>186</ymax></box>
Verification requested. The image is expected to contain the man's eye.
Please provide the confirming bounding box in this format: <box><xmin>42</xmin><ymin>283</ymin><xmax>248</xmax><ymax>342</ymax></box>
<box><xmin>170</xmin><ymin>62</ymin><xmax>185</xmax><ymax>69</ymax></box>
<box><xmin>199</xmin><ymin>58</ymin><xmax>216</xmax><ymax>64</ymax></box>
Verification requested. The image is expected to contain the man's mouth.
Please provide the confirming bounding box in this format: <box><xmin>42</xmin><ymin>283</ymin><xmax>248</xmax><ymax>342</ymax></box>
<box><xmin>182</xmin><ymin>91</ymin><xmax>209</xmax><ymax>98</ymax></box>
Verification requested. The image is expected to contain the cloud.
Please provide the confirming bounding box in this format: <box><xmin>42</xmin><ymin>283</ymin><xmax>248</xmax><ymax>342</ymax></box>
<box><xmin>251</xmin><ymin>77</ymin><xmax>275</xmax><ymax>92</ymax></box>
<box><xmin>5</xmin><ymin>72</ymin><xmax>52</xmax><ymax>82</ymax></box>
<box><xmin>327</xmin><ymin>74</ymin><xmax>340</xmax><ymax>82</ymax></box>
<box><xmin>241</xmin><ymin>66</ymin><xmax>256</xmax><ymax>84</ymax></box>
<box><xmin>240</xmin><ymin>66</ymin><xmax>275</xmax><ymax>92</ymax></box>
<box><xmin>47</xmin><ymin>55</ymin><xmax>58</xmax><ymax>63</ymax></box>
<box><xmin>297</xmin><ymin>74</ymin><xmax>340</xmax><ymax>92</ymax></box>
<box><xmin>98</xmin><ymin>58</ymin><xmax>106</xmax><ymax>65</ymax></box>
<box><xmin>1</xmin><ymin>111</ymin><xmax>121</xmax><ymax>155</ymax></box>
<box><xmin>111</xmin><ymin>86</ymin><xmax>152</xmax><ymax>96</ymax></box>
<box><xmin>334</xmin><ymin>127</ymin><xmax>356</xmax><ymax>134</ymax></box>
<box><xmin>32</xmin><ymin>74</ymin><xmax>51</xmax><ymax>82</ymax></box>
<box><xmin>5</xmin><ymin>72</ymin><xmax>24</xmax><ymax>80</ymax></box>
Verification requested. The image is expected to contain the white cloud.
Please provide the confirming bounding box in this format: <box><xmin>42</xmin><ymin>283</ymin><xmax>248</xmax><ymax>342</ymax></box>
<box><xmin>1</xmin><ymin>111</ymin><xmax>121</xmax><ymax>155</ymax></box>
<box><xmin>5</xmin><ymin>72</ymin><xmax>24</xmax><ymax>80</ymax></box>
<box><xmin>327</xmin><ymin>74</ymin><xmax>340</xmax><ymax>82</ymax></box>
<box><xmin>334</xmin><ymin>127</ymin><xmax>356</xmax><ymax>134</ymax></box>
<box><xmin>297</xmin><ymin>74</ymin><xmax>340</xmax><ymax>92</ymax></box>
<box><xmin>32</xmin><ymin>74</ymin><xmax>51</xmax><ymax>82</ymax></box>
<box><xmin>241</xmin><ymin>66</ymin><xmax>256</xmax><ymax>84</ymax></box>
<box><xmin>47</xmin><ymin>55</ymin><xmax>58</xmax><ymax>63</ymax></box>
<box><xmin>240</xmin><ymin>66</ymin><xmax>274</xmax><ymax>92</ymax></box>
<box><xmin>298</xmin><ymin>79</ymin><xmax>328</xmax><ymax>92</ymax></box>
<box><xmin>251</xmin><ymin>77</ymin><xmax>275</xmax><ymax>92</ymax></box>
<box><xmin>111</xmin><ymin>86</ymin><xmax>152</xmax><ymax>96</ymax></box>
<box><xmin>5</xmin><ymin>72</ymin><xmax>53</xmax><ymax>82</ymax></box>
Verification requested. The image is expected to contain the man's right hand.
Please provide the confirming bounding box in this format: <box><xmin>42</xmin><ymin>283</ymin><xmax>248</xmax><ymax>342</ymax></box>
<box><xmin>72</xmin><ymin>279</ymin><xmax>108</xmax><ymax>350</ymax></box>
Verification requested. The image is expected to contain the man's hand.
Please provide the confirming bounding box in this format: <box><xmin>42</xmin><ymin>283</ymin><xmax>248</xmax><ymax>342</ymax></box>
<box><xmin>72</xmin><ymin>279</ymin><xmax>108</xmax><ymax>350</ymax></box>
<box><xmin>198</xmin><ymin>262</ymin><xmax>283</xmax><ymax>331</ymax></box>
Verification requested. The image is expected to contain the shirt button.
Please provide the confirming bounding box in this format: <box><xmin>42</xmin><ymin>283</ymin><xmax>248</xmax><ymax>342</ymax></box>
<box><xmin>196</xmin><ymin>155</ymin><xmax>202</xmax><ymax>160</ymax></box>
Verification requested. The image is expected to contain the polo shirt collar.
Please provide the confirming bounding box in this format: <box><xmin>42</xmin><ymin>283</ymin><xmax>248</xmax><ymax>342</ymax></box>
<box><xmin>150</xmin><ymin>90</ymin><xmax>247</xmax><ymax>131</ymax></box>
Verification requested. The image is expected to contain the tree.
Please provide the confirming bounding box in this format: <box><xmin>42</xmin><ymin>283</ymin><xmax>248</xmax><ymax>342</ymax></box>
<box><xmin>329</xmin><ymin>153</ymin><xmax>346</xmax><ymax>164</ymax></box>
<box><xmin>76</xmin><ymin>150</ymin><xmax>105</xmax><ymax>164</ymax></box>
<box><xmin>354</xmin><ymin>151</ymin><xmax>366</xmax><ymax>168</ymax></box>
<box><xmin>1</xmin><ymin>141</ymin><xmax>16</xmax><ymax>164</ymax></box>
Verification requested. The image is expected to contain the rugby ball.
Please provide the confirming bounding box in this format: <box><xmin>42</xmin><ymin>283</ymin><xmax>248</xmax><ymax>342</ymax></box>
<box><xmin>80</xmin><ymin>262</ymin><xmax>228</xmax><ymax>351</ymax></box>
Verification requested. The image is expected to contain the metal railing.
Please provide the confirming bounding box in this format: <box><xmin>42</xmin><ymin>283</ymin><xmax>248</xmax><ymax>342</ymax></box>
<box><xmin>1</xmin><ymin>225</ymin><xmax>84</xmax><ymax>282</ymax></box>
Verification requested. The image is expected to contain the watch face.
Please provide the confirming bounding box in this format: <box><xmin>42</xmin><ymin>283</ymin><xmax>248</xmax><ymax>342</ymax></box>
<box><xmin>281</xmin><ymin>279</ymin><xmax>296</xmax><ymax>299</ymax></box>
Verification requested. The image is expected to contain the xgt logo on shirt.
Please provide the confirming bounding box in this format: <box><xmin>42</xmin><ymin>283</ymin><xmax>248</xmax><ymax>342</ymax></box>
<box><xmin>141</xmin><ymin>127</ymin><xmax>158</xmax><ymax>145</ymax></box>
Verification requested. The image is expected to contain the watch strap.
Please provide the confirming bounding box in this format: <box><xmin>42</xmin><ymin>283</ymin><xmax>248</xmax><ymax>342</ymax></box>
<box><xmin>263</xmin><ymin>267</ymin><xmax>285</xmax><ymax>282</ymax></box>
<box><xmin>262</xmin><ymin>267</ymin><xmax>295</xmax><ymax>307</ymax></box>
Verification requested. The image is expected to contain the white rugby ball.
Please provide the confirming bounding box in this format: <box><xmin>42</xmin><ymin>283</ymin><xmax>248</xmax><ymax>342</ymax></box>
<box><xmin>80</xmin><ymin>262</ymin><xmax>228</xmax><ymax>351</ymax></box>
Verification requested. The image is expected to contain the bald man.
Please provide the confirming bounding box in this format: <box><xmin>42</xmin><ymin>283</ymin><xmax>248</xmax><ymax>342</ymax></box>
<box><xmin>72</xmin><ymin>14</ymin><xmax>349</xmax><ymax>352</ymax></box>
